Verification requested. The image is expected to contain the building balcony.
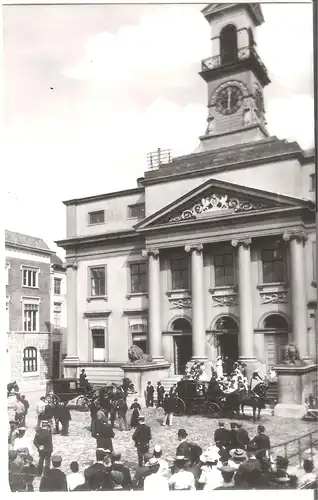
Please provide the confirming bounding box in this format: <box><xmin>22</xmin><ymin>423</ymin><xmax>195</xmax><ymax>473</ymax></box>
<box><xmin>200</xmin><ymin>46</ymin><xmax>270</xmax><ymax>87</ymax></box>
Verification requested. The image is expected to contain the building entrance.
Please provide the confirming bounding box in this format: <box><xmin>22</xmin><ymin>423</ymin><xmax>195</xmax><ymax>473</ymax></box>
<box><xmin>52</xmin><ymin>341</ymin><xmax>61</xmax><ymax>379</ymax></box>
<box><xmin>215</xmin><ymin>316</ymin><xmax>239</xmax><ymax>373</ymax></box>
<box><xmin>172</xmin><ymin>318</ymin><xmax>192</xmax><ymax>375</ymax></box>
<box><xmin>262</xmin><ymin>314</ymin><xmax>289</xmax><ymax>369</ymax></box>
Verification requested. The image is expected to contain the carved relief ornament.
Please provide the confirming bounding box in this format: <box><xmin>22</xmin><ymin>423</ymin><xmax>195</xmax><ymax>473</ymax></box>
<box><xmin>169</xmin><ymin>194</ymin><xmax>267</xmax><ymax>223</ymax></box>
<box><xmin>260</xmin><ymin>292</ymin><xmax>288</xmax><ymax>304</ymax></box>
<box><xmin>212</xmin><ymin>295</ymin><xmax>238</xmax><ymax>307</ymax></box>
<box><xmin>170</xmin><ymin>298</ymin><xmax>192</xmax><ymax>309</ymax></box>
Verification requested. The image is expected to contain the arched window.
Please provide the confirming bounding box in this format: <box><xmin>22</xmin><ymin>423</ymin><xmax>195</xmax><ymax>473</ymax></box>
<box><xmin>215</xmin><ymin>316</ymin><xmax>238</xmax><ymax>332</ymax></box>
<box><xmin>23</xmin><ymin>347</ymin><xmax>38</xmax><ymax>373</ymax></box>
<box><xmin>263</xmin><ymin>314</ymin><xmax>288</xmax><ymax>331</ymax></box>
<box><xmin>220</xmin><ymin>25</ymin><xmax>238</xmax><ymax>64</ymax></box>
<box><xmin>171</xmin><ymin>318</ymin><xmax>192</xmax><ymax>333</ymax></box>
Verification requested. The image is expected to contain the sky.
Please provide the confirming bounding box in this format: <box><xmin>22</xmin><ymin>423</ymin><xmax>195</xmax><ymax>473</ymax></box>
<box><xmin>3</xmin><ymin>1</ymin><xmax>314</xmax><ymax>257</ymax></box>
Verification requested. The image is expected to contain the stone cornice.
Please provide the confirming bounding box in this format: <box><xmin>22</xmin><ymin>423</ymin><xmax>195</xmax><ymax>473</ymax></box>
<box><xmin>83</xmin><ymin>311</ymin><xmax>112</xmax><ymax>318</ymax></box>
<box><xmin>62</xmin><ymin>187</ymin><xmax>144</xmax><ymax>206</ymax></box>
<box><xmin>282</xmin><ymin>229</ymin><xmax>308</xmax><ymax>244</ymax></box>
<box><xmin>231</xmin><ymin>237</ymin><xmax>252</xmax><ymax>248</ymax></box>
<box><xmin>55</xmin><ymin>230</ymin><xmax>140</xmax><ymax>249</ymax></box>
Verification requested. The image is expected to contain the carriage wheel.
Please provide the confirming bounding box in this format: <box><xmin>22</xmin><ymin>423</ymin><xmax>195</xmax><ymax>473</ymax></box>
<box><xmin>45</xmin><ymin>393</ymin><xmax>60</xmax><ymax>406</ymax></box>
<box><xmin>76</xmin><ymin>395</ymin><xmax>90</xmax><ymax>410</ymax></box>
<box><xmin>208</xmin><ymin>402</ymin><xmax>221</xmax><ymax>417</ymax></box>
<box><xmin>174</xmin><ymin>397</ymin><xmax>186</xmax><ymax>415</ymax></box>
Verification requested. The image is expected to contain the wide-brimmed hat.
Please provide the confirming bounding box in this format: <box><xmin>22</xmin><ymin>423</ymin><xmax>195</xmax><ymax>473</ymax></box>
<box><xmin>229</xmin><ymin>448</ymin><xmax>247</xmax><ymax>460</ymax></box>
<box><xmin>218</xmin><ymin>464</ymin><xmax>237</xmax><ymax>473</ymax></box>
<box><xmin>200</xmin><ymin>446</ymin><xmax>220</xmax><ymax>463</ymax></box>
<box><xmin>145</xmin><ymin>457</ymin><xmax>159</xmax><ymax>467</ymax></box>
<box><xmin>174</xmin><ymin>455</ymin><xmax>187</xmax><ymax>462</ymax></box>
<box><xmin>18</xmin><ymin>426</ymin><xmax>27</xmax><ymax>431</ymax></box>
<box><xmin>138</xmin><ymin>415</ymin><xmax>145</xmax><ymax>421</ymax></box>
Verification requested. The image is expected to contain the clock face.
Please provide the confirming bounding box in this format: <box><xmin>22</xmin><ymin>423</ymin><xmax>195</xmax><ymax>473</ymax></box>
<box><xmin>215</xmin><ymin>85</ymin><xmax>243</xmax><ymax>115</ymax></box>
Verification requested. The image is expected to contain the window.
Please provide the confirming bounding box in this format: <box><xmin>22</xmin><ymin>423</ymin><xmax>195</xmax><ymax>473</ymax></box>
<box><xmin>220</xmin><ymin>24</ymin><xmax>237</xmax><ymax>64</ymax></box>
<box><xmin>23</xmin><ymin>347</ymin><xmax>38</xmax><ymax>373</ymax></box>
<box><xmin>92</xmin><ymin>328</ymin><xmax>105</xmax><ymax>361</ymax></box>
<box><xmin>262</xmin><ymin>243</ymin><xmax>285</xmax><ymax>283</ymax></box>
<box><xmin>89</xmin><ymin>210</ymin><xmax>105</xmax><ymax>225</ymax></box>
<box><xmin>53</xmin><ymin>303</ymin><xmax>62</xmax><ymax>333</ymax></box>
<box><xmin>23</xmin><ymin>303</ymin><xmax>39</xmax><ymax>332</ymax></box>
<box><xmin>128</xmin><ymin>203</ymin><xmax>145</xmax><ymax>219</ymax></box>
<box><xmin>130</xmin><ymin>324</ymin><xmax>148</xmax><ymax>354</ymax></box>
<box><xmin>214</xmin><ymin>253</ymin><xmax>234</xmax><ymax>286</ymax></box>
<box><xmin>130</xmin><ymin>262</ymin><xmax>147</xmax><ymax>293</ymax></box>
<box><xmin>22</xmin><ymin>267</ymin><xmax>38</xmax><ymax>287</ymax></box>
<box><xmin>171</xmin><ymin>257</ymin><xmax>189</xmax><ymax>290</ymax></box>
<box><xmin>54</xmin><ymin>278</ymin><xmax>61</xmax><ymax>295</ymax></box>
<box><xmin>313</xmin><ymin>241</ymin><xmax>316</xmax><ymax>281</ymax></box>
<box><xmin>90</xmin><ymin>267</ymin><xmax>106</xmax><ymax>296</ymax></box>
<box><xmin>310</xmin><ymin>173</ymin><xmax>316</xmax><ymax>192</ymax></box>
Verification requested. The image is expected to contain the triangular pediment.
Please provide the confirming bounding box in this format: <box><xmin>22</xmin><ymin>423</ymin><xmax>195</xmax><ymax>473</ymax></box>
<box><xmin>135</xmin><ymin>179</ymin><xmax>313</xmax><ymax>231</ymax></box>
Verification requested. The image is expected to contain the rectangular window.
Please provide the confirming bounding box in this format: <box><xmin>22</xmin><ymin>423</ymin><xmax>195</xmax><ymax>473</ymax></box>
<box><xmin>310</xmin><ymin>173</ymin><xmax>316</xmax><ymax>192</ymax></box>
<box><xmin>89</xmin><ymin>210</ymin><xmax>105</xmax><ymax>225</ymax></box>
<box><xmin>54</xmin><ymin>278</ymin><xmax>61</xmax><ymax>295</ymax></box>
<box><xmin>90</xmin><ymin>266</ymin><xmax>106</xmax><ymax>296</ymax></box>
<box><xmin>22</xmin><ymin>268</ymin><xmax>38</xmax><ymax>287</ymax></box>
<box><xmin>313</xmin><ymin>241</ymin><xmax>316</xmax><ymax>281</ymax></box>
<box><xmin>92</xmin><ymin>328</ymin><xmax>105</xmax><ymax>361</ymax></box>
<box><xmin>23</xmin><ymin>347</ymin><xmax>38</xmax><ymax>373</ymax></box>
<box><xmin>128</xmin><ymin>203</ymin><xmax>145</xmax><ymax>219</ymax></box>
<box><xmin>130</xmin><ymin>262</ymin><xmax>147</xmax><ymax>293</ymax></box>
<box><xmin>23</xmin><ymin>303</ymin><xmax>39</xmax><ymax>332</ymax></box>
<box><xmin>171</xmin><ymin>257</ymin><xmax>189</xmax><ymax>290</ymax></box>
<box><xmin>262</xmin><ymin>245</ymin><xmax>285</xmax><ymax>283</ymax></box>
<box><xmin>214</xmin><ymin>253</ymin><xmax>234</xmax><ymax>286</ymax></box>
<box><xmin>53</xmin><ymin>303</ymin><xmax>62</xmax><ymax>333</ymax></box>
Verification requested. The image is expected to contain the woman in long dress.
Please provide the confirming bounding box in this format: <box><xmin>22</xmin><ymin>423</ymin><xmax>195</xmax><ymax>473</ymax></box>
<box><xmin>130</xmin><ymin>398</ymin><xmax>141</xmax><ymax>428</ymax></box>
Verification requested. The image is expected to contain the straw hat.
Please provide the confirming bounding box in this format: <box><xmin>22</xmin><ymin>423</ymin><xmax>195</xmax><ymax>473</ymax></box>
<box><xmin>229</xmin><ymin>448</ymin><xmax>247</xmax><ymax>460</ymax></box>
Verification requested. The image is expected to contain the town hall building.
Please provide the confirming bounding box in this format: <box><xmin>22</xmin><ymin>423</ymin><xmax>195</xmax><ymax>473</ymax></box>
<box><xmin>56</xmin><ymin>3</ymin><xmax>316</xmax><ymax>385</ymax></box>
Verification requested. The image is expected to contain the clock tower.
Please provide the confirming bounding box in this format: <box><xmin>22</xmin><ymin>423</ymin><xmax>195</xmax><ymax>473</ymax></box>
<box><xmin>198</xmin><ymin>3</ymin><xmax>270</xmax><ymax>151</ymax></box>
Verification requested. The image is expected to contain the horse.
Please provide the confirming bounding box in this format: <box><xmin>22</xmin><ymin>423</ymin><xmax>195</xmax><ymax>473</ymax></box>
<box><xmin>7</xmin><ymin>381</ymin><xmax>19</xmax><ymax>397</ymax></box>
<box><xmin>235</xmin><ymin>383</ymin><xmax>268</xmax><ymax>422</ymax></box>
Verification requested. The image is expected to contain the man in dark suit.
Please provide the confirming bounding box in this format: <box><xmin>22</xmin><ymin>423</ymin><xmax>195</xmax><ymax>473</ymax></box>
<box><xmin>146</xmin><ymin>381</ymin><xmax>154</xmax><ymax>407</ymax></box>
<box><xmin>132</xmin><ymin>452</ymin><xmax>152</xmax><ymax>490</ymax></box>
<box><xmin>236</xmin><ymin>422</ymin><xmax>250</xmax><ymax>450</ymax></box>
<box><xmin>132</xmin><ymin>416</ymin><xmax>152</xmax><ymax>466</ymax></box>
<box><xmin>157</xmin><ymin>382</ymin><xmax>165</xmax><ymax>407</ymax></box>
<box><xmin>33</xmin><ymin>423</ymin><xmax>53</xmax><ymax>476</ymax></box>
<box><xmin>111</xmin><ymin>451</ymin><xmax>132</xmax><ymax>490</ymax></box>
<box><xmin>95</xmin><ymin>417</ymin><xmax>115</xmax><ymax>451</ymax></box>
<box><xmin>84</xmin><ymin>449</ymin><xmax>113</xmax><ymax>491</ymax></box>
<box><xmin>176</xmin><ymin>429</ymin><xmax>191</xmax><ymax>459</ymax></box>
<box><xmin>59</xmin><ymin>402</ymin><xmax>72</xmax><ymax>436</ymax></box>
<box><xmin>229</xmin><ymin>422</ymin><xmax>239</xmax><ymax>449</ymax></box>
<box><xmin>39</xmin><ymin>455</ymin><xmax>68</xmax><ymax>492</ymax></box>
<box><xmin>251</xmin><ymin>424</ymin><xmax>271</xmax><ymax>464</ymax></box>
<box><xmin>214</xmin><ymin>421</ymin><xmax>231</xmax><ymax>450</ymax></box>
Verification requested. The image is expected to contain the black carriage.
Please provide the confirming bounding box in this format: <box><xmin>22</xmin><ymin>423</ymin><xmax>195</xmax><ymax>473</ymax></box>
<box><xmin>45</xmin><ymin>378</ymin><xmax>97</xmax><ymax>409</ymax></box>
<box><xmin>175</xmin><ymin>379</ymin><xmax>233</xmax><ymax>417</ymax></box>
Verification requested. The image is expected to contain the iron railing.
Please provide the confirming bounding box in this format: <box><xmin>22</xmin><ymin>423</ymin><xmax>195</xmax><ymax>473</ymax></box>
<box><xmin>147</xmin><ymin>148</ymin><xmax>172</xmax><ymax>170</ymax></box>
<box><xmin>269</xmin><ymin>430</ymin><xmax>318</xmax><ymax>467</ymax></box>
<box><xmin>201</xmin><ymin>45</ymin><xmax>268</xmax><ymax>80</ymax></box>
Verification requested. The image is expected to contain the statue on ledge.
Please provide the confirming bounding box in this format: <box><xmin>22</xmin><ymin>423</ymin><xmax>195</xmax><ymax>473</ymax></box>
<box><xmin>128</xmin><ymin>344</ymin><xmax>153</xmax><ymax>364</ymax></box>
<box><xmin>282</xmin><ymin>343</ymin><xmax>306</xmax><ymax>366</ymax></box>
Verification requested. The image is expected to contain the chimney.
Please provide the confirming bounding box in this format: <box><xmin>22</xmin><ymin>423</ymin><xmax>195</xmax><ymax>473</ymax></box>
<box><xmin>137</xmin><ymin>177</ymin><xmax>144</xmax><ymax>187</ymax></box>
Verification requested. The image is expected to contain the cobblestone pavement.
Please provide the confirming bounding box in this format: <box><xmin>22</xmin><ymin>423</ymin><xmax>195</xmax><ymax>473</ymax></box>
<box><xmin>8</xmin><ymin>397</ymin><xmax>317</xmax><ymax>492</ymax></box>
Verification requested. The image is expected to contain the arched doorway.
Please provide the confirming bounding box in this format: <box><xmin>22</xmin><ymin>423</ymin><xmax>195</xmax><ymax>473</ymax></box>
<box><xmin>220</xmin><ymin>24</ymin><xmax>238</xmax><ymax>64</ymax></box>
<box><xmin>262</xmin><ymin>314</ymin><xmax>289</xmax><ymax>369</ymax></box>
<box><xmin>172</xmin><ymin>318</ymin><xmax>192</xmax><ymax>375</ymax></box>
<box><xmin>214</xmin><ymin>316</ymin><xmax>239</xmax><ymax>370</ymax></box>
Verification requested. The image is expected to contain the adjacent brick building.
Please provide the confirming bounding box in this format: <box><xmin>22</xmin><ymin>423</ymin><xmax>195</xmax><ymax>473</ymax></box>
<box><xmin>6</xmin><ymin>230</ymin><xmax>67</xmax><ymax>393</ymax></box>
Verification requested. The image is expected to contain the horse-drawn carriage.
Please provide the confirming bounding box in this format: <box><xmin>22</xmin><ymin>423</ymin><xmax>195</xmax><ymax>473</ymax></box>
<box><xmin>174</xmin><ymin>378</ymin><xmax>268</xmax><ymax>422</ymax></box>
<box><xmin>45</xmin><ymin>378</ymin><xmax>99</xmax><ymax>408</ymax></box>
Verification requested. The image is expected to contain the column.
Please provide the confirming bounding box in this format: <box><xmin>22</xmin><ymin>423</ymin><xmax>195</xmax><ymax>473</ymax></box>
<box><xmin>142</xmin><ymin>248</ymin><xmax>164</xmax><ymax>362</ymax></box>
<box><xmin>64</xmin><ymin>261</ymin><xmax>79</xmax><ymax>377</ymax></box>
<box><xmin>185</xmin><ymin>244</ymin><xmax>207</xmax><ymax>361</ymax></box>
<box><xmin>231</xmin><ymin>238</ymin><xmax>257</xmax><ymax>372</ymax></box>
<box><xmin>283</xmin><ymin>230</ymin><xmax>310</xmax><ymax>361</ymax></box>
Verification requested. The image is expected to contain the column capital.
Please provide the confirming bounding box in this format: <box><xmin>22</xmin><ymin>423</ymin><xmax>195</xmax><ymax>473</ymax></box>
<box><xmin>282</xmin><ymin>230</ymin><xmax>308</xmax><ymax>244</ymax></box>
<box><xmin>142</xmin><ymin>248</ymin><xmax>159</xmax><ymax>259</ymax></box>
<box><xmin>231</xmin><ymin>237</ymin><xmax>252</xmax><ymax>249</ymax></box>
<box><xmin>185</xmin><ymin>243</ymin><xmax>203</xmax><ymax>254</ymax></box>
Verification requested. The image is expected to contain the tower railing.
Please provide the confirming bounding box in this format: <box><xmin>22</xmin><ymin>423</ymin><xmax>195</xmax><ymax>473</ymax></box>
<box><xmin>147</xmin><ymin>148</ymin><xmax>172</xmax><ymax>170</ymax></box>
<box><xmin>201</xmin><ymin>45</ymin><xmax>268</xmax><ymax>80</ymax></box>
